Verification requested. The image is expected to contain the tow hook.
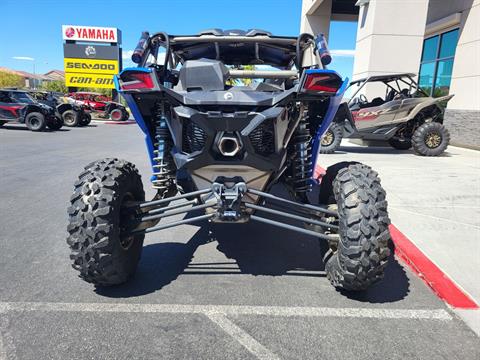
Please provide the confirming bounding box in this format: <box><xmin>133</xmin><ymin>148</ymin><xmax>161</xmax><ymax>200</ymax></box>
<box><xmin>212</xmin><ymin>179</ymin><xmax>247</xmax><ymax>221</ymax></box>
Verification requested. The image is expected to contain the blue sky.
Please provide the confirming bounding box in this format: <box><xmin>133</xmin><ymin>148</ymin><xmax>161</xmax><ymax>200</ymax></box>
<box><xmin>0</xmin><ymin>0</ymin><xmax>356</xmax><ymax>80</ymax></box>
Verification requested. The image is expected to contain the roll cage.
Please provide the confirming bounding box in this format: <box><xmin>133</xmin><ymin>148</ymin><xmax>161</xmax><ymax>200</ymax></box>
<box><xmin>132</xmin><ymin>30</ymin><xmax>323</xmax><ymax>81</ymax></box>
<box><xmin>347</xmin><ymin>73</ymin><xmax>430</xmax><ymax>106</ymax></box>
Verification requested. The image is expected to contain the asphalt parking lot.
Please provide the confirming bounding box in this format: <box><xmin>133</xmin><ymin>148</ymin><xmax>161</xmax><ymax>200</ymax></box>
<box><xmin>1</xmin><ymin>122</ymin><xmax>479</xmax><ymax>360</ymax></box>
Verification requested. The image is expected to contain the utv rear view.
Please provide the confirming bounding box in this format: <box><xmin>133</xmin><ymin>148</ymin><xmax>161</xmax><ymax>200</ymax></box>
<box><xmin>66</xmin><ymin>29</ymin><xmax>390</xmax><ymax>292</ymax></box>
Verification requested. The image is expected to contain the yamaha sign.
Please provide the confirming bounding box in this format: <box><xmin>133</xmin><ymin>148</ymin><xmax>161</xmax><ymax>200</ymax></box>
<box><xmin>62</xmin><ymin>25</ymin><xmax>120</xmax><ymax>43</ymax></box>
<box><xmin>62</xmin><ymin>25</ymin><xmax>122</xmax><ymax>90</ymax></box>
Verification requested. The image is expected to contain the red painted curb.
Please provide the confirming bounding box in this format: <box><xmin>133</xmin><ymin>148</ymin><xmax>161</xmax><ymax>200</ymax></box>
<box><xmin>389</xmin><ymin>224</ymin><xmax>478</xmax><ymax>309</ymax></box>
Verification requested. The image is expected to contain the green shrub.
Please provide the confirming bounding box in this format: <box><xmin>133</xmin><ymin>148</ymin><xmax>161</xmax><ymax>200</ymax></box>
<box><xmin>40</xmin><ymin>80</ymin><xmax>68</xmax><ymax>93</ymax></box>
<box><xmin>0</xmin><ymin>70</ymin><xmax>24</xmax><ymax>88</ymax></box>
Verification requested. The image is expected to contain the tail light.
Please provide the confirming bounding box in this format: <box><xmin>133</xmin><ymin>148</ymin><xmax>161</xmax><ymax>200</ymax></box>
<box><xmin>302</xmin><ymin>71</ymin><xmax>343</xmax><ymax>94</ymax></box>
<box><xmin>118</xmin><ymin>70</ymin><xmax>154</xmax><ymax>91</ymax></box>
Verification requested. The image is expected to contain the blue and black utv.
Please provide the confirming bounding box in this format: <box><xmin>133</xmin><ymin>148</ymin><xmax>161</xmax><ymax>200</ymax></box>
<box><xmin>67</xmin><ymin>30</ymin><xmax>390</xmax><ymax>292</ymax></box>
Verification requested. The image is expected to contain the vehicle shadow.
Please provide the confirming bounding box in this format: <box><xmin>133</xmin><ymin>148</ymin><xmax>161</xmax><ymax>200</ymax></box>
<box><xmin>0</xmin><ymin>125</ymin><xmax>71</xmax><ymax>132</ymax></box>
<box><xmin>213</xmin><ymin>221</ymin><xmax>409</xmax><ymax>303</ymax></box>
<box><xmin>338</xmin><ymin>241</ymin><xmax>410</xmax><ymax>303</ymax></box>
<box><xmin>97</xmin><ymin>200</ymin><xmax>409</xmax><ymax>303</ymax></box>
<box><xmin>69</xmin><ymin>125</ymin><xmax>98</xmax><ymax>128</ymax></box>
<box><xmin>335</xmin><ymin>146</ymin><xmax>453</xmax><ymax>157</ymax></box>
<box><xmin>1</xmin><ymin>125</ymin><xmax>30</xmax><ymax>131</ymax></box>
<box><xmin>95</xmin><ymin>216</ymin><xmax>212</xmax><ymax>298</ymax></box>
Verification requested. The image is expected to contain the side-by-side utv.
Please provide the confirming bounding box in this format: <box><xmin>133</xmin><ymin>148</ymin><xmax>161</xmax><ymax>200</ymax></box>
<box><xmin>28</xmin><ymin>90</ymin><xmax>91</xmax><ymax>127</ymax></box>
<box><xmin>66</xmin><ymin>29</ymin><xmax>391</xmax><ymax>292</ymax></box>
<box><xmin>0</xmin><ymin>89</ymin><xmax>63</xmax><ymax>131</ymax></box>
<box><xmin>320</xmin><ymin>74</ymin><xmax>453</xmax><ymax>156</ymax></box>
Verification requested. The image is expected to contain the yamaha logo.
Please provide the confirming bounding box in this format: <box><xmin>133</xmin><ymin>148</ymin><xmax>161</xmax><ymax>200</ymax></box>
<box><xmin>224</xmin><ymin>92</ymin><xmax>234</xmax><ymax>100</ymax></box>
<box><xmin>65</xmin><ymin>27</ymin><xmax>75</xmax><ymax>38</ymax></box>
<box><xmin>85</xmin><ymin>46</ymin><xmax>96</xmax><ymax>58</ymax></box>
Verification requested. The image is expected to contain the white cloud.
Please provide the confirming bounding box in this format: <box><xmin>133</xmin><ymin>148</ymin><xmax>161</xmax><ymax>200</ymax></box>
<box><xmin>12</xmin><ymin>56</ymin><xmax>34</xmax><ymax>61</ymax></box>
<box><xmin>330</xmin><ymin>49</ymin><xmax>355</xmax><ymax>57</ymax></box>
<box><xmin>122</xmin><ymin>50</ymin><xmax>165</xmax><ymax>64</ymax></box>
<box><xmin>122</xmin><ymin>50</ymin><xmax>134</xmax><ymax>60</ymax></box>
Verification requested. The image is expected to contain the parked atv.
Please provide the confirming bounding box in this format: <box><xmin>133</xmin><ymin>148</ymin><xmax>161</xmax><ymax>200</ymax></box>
<box><xmin>0</xmin><ymin>89</ymin><xmax>62</xmax><ymax>131</ymax></box>
<box><xmin>28</xmin><ymin>90</ymin><xmax>90</xmax><ymax>127</ymax></box>
<box><xmin>68</xmin><ymin>91</ymin><xmax>129</xmax><ymax>121</ymax></box>
<box><xmin>66</xmin><ymin>30</ymin><xmax>391</xmax><ymax>292</ymax></box>
<box><xmin>320</xmin><ymin>73</ymin><xmax>452</xmax><ymax>156</ymax></box>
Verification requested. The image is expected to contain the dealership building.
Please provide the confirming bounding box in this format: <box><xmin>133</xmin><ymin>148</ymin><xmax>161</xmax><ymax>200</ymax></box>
<box><xmin>300</xmin><ymin>0</ymin><xmax>479</xmax><ymax>148</ymax></box>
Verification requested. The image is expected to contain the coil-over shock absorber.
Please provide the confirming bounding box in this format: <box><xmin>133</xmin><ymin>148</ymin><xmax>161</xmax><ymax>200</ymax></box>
<box><xmin>291</xmin><ymin>106</ymin><xmax>312</xmax><ymax>201</ymax></box>
<box><xmin>152</xmin><ymin>103</ymin><xmax>176</xmax><ymax>197</ymax></box>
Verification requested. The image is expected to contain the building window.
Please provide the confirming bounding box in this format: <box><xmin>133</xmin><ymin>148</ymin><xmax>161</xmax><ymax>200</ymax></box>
<box><xmin>418</xmin><ymin>28</ymin><xmax>459</xmax><ymax>97</ymax></box>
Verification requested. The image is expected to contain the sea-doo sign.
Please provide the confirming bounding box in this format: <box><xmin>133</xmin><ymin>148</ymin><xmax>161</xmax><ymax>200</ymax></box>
<box><xmin>62</xmin><ymin>25</ymin><xmax>119</xmax><ymax>43</ymax></box>
<box><xmin>64</xmin><ymin>58</ymin><xmax>119</xmax><ymax>75</ymax></box>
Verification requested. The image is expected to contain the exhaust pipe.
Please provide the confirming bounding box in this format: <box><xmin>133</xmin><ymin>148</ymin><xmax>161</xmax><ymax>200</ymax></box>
<box><xmin>218</xmin><ymin>135</ymin><xmax>241</xmax><ymax>157</ymax></box>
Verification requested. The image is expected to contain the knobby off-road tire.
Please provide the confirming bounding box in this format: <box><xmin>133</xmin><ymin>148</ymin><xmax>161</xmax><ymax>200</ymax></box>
<box><xmin>79</xmin><ymin>113</ymin><xmax>92</xmax><ymax>126</ymax></box>
<box><xmin>63</xmin><ymin>110</ymin><xmax>80</xmax><ymax>127</ymax></box>
<box><xmin>388</xmin><ymin>137</ymin><xmax>412</xmax><ymax>150</ymax></box>
<box><xmin>412</xmin><ymin>122</ymin><xmax>450</xmax><ymax>156</ymax></box>
<box><xmin>67</xmin><ymin>158</ymin><xmax>145</xmax><ymax>286</ymax></box>
<box><xmin>320</xmin><ymin>122</ymin><xmax>343</xmax><ymax>154</ymax></box>
<box><xmin>109</xmin><ymin>108</ymin><xmax>124</xmax><ymax>121</ymax></box>
<box><xmin>324</xmin><ymin>163</ymin><xmax>391</xmax><ymax>291</ymax></box>
<box><xmin>25</xmin><ymin>112</ymin><xmax>46</xmax><ymax>131</ymax></box>
<box><xmin>121</xmin><ymin>108</ymin><xmax>129</xmax><ymax>121</ymax></box>
<box><xmin>47</xmin><ymin>117</ymin><xmax>63</xmax><ymax>131</ymax></box>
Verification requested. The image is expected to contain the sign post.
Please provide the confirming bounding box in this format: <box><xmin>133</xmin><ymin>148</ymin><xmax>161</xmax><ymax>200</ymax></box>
<box><xmin>62</xmin><ymin>25</ymin><xmax>122</xmax><ymax>100</ymax></box>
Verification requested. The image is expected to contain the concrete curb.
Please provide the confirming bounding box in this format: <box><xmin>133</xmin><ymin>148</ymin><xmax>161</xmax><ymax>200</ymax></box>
<box><xmin>92</xmin><ymin>120</ymin><xmax>136</xmax><ymax>125</ymax></box>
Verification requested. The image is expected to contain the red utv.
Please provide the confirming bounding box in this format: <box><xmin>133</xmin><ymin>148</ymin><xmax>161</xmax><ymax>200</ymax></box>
<box><xmin>0</xmin><ymin>89</ymin><xmax>63</xmax><ymax>131</ymax></box>
<box><xmin>68</xmin><ymin>92</ymin><xmax>129</xmax><ymax>121</ymax></box>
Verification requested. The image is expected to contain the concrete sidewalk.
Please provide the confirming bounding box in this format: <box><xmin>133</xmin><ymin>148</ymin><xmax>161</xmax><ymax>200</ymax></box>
<box><xmin>321</xmin><ymin>140</ymin><xmax>480</xmax><ymax>332</ymax></box>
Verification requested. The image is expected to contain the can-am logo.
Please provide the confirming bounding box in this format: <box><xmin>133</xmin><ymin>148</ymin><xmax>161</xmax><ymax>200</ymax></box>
<box><xmin>62</xmin><ymin>25</ymin><xmax>118</xmax><ymax>43</ymax></box>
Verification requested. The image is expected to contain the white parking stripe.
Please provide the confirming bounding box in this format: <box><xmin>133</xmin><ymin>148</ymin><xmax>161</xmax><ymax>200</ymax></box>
<box><xmin>206</xmin><ymin>313</ymin><xmax>279</xmax><ymax>360</ymax></box>
<box><xmin>0</xmin><ymin>302</ymin><xmax>452</xmax><ymax>320</ymax></box>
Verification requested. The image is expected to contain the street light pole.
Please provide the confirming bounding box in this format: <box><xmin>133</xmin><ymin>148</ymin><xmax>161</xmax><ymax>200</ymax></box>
<box><xmin>33</xmin><ymin>62</ymin><xmax>36</xmax><ymax>89</ymax></box>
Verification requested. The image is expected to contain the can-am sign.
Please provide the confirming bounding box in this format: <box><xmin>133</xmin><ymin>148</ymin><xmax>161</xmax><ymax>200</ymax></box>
<box><xmin>62</xmin><ymin>25</ymin><xmax>119</xmax><ymax>43</ymax></box>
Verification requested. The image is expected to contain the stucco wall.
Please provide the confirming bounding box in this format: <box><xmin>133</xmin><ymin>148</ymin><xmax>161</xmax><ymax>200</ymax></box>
<box><xmin>351</xmin><ymin>0</ymin><xmax>429</xmax><ymax>99</ymax></box>
<box><xmin>449</xmin><ymin>1</ymin><xmax>480</xmax><ymax>111</ymax></box>
<box><xmin>300</xmin><ymin>0</ymin><xmax>332</xmax><ymax>39</ymax></box>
